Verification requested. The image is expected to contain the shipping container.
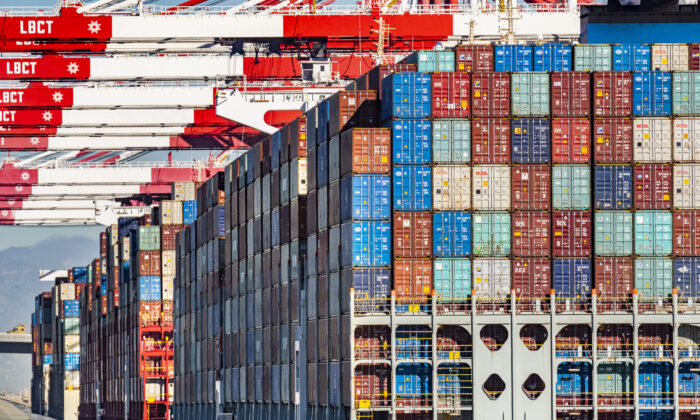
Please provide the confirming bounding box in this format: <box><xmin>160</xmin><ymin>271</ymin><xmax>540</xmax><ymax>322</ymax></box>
<box><xmin>511</xmin><ymin>118</ymin><xmax>550</xmax><ymax>164</ymax></box>
<box><xmin>345</xmin><ymin>174</ymin><xmax>391</xmax><ymax>220</ymax></box>
<box><xmin>472</xmin><ymin>118</ymin><xmax>510</xmax><ymax>163</ymax></box>
<box><xmin>455</xmin><ymin>45</ymin><xmax>494</xmax><ymax>73</ymax></box>
<box><xmin>674</xmin><ymin>164</ymin><xmax>700</xmax><ymax>208</ymax></box>
<box><xmin>408</xmin><ymin>50</ymin><xmax>455</xmax><ymax>73</ymax></box>
<box><xmin>393</xmin><ymin>212</ymin><xmax>432</xmax><ymax>258</ymax></box>
<box><xmin>352</xmin><ymin>268</ymin><xmax>391</xmax><ymax>313</ymax></box>
<box><xmin>634</xmin><ymin>257</ymin><xmax>673</xmax><ymax>301</ymax></box>
<box><xmin>495</xmin><ymin>45</ymin><xmax>533</xmax><ymax>72</ymax></box>
<box><xmin>432</xmin><ymin>165</ymin><xmax>471</xmax><ymax>210</ymax></box>
<box><xmin>512</xmin><ymin>165</ymin><xmax>551</xmax><ymax>210</ymax></box>
<box><xmin>594</xmin><ymin>165</ymin><xmax>633</xmax><ymax>209</ymax></box>
<box><xmin>472</xmin><ymin>212</ymin><xmax>511</xmax><ymax>256</ymax></box>
<box><xmin>511</xmin><ymin>72</ymin><xmax>550</xmax><ymax>116</ymax></box>
<box><xmin>394</xmin><ymin>259</ymin><xmax>433</xmax><ymax>311</ymax></box>
<box><xmin>633</xmin><ymin>117</ymin><xmax>672</xmax><ymax>162</ymax></box>
<box><xmin>341</xmin><ymin>221</ymin><xmax>391</xmax><ymax>267</ymax></box>
<box><xmin>511</xmin><ymin>212</ymin><xmax>550</xmax><ymax>257</ymax></box>
<box><xmin>551</xmin><ymin>71</ymin><xmax>591</xmax><ymax>117</ymax></box>
<box><xmin>432</xmin><ymin>119</ymin><xmax>471</xmax><ymax>163</ymax></box>
<box><xmin>633</xmin><ymin>164</ymin><xmax>672</xmax><ymax>209</ymax></box>
<box><xmin>381</xmin><ymin>73</ymin><xmax>431</xmax><ymax>120</ymax></box>
<box><xmin>594</xmin><ymin>211</ymin><xmax>633</xmax><ymax>256</ymax></box>
<box><xmin>574</xmin><ymin>44</ymin><xmax>612</xmax><ymax>72</ymax></box>
<box><xmin>431</xmin><ymin>72</ymin><xmax>470</xmax><ymax>118</ymax></box>
<box><xmin>553</xmin><ymin>258</ymin><xmax>592</xmax><ymax>305</ymax></box>
<box><xmin>433</xmin><ymin>212</ymin><xmax>472</xmax><ymax>258</ymax></box>
<box><xmin>353</xmin><ymin>365</ymin><xmax>390</xmax><ymax>407</ymax></box>
<box><xmin>534</xmin><ymin>44</ymin><xmax>572</xmax><ymax>72</ymax></box>
<box><xmin>634</xmin><ymin>211</ymin><xmax>673</xmax><ymax>256</ymax></box>
<box><xmin>638</xmin><ymin>362</ymin><xmax>673</xmax><ymax>405</ymax></box>
<box><xmin>597</xmin><ymin>362</ymin><xmax>633</xmax><ymax>406</ymax></box>
<box><xmin>512</xmin><ymin>258</ymin><xmax>551</xmax><ymax>309</ymax></box>
<box><xmin>552</xmin><ymin>118</ymin><xmax>591</xmax><ymax>163</ymax></box>
<box><xmin>593</xmin><ymin>72</ymin><xmax>633</xmax><ymax>117</ymax></box>
<box><xmin>395</xmin><ymin>364</ymin><xmax>431</xmax><ymax>406</ymax></box>
<box><xmin>595</xmin><ymin>257</ymin><xmax>634</xmax><ymax>308</ymax></box>
<box><xmin>633</xmin><ymin>72</ymin><xmax>672</xmax><ymax>116</ymax></box>
<box><xmin>473</xmin><ymin>258</ymin><xmax>511</xmax><ymax>303</ymax></box>
<box><xmin>434</xmin><ymin>259</ymin><xmax>471</xmax><ymax>304</ymax></box>
<box><xmin>339</xmin><ymin>128</ymin><xmax>391</xmax><ymax>175</ymax></box>
<box><xmin>673</xmin><ymin>118</ymin><xmax>700</xmax><ymax>161</ymax></box>
<box><xmin>675</xmin><ymin>257</ymin><xmax>700</xmax><ymax>299</ymax></box>
<box><xmin>393</xmin><ymin>165</ymin><xmax>432</xmax><ymax>211</ymax></box>
<box><xmin>557</xmin><ymin>362</ymin><xmax>592</xmax><ymax>405</ymax></box>
<box><xmin>672</xmin><ymin>72</ymin><xmax>700</xmax><ymax>115</ymax></box>
<box><xmin>652</xmin><ymin>43</ymin><xmax>689</xmax><ymax>71</ymax></box>
<box><xmin>472</xmin><ymin>165</ymin><xmax>511</xmax><ymax>210</ymax></box>
<box><xmin>553</xmin><ymin>211</ymin><xmax>592</xmax><ymax>257</ymax></box>
<box><xmin>692</xmin><ymin>44</ymin><xmax>700</xmax><ymax>70</ymax></box>
<box><xmin>613</xmin><ymin>44</ymin><xmax>651</xmax><ymax>71</ymax></box>
<box><xmin>471</xmin><ymin>73</ymin><xmax>510</xmax><ymax>117</ymax></box>
<box><xmin>390</xmin><ymin>118</ymin><xmax>431</xmax><ymax>164</ymax></box>
<box><xmin>673</xmin><ymin>210</ymin><xmax>700</xmax><ymax>256</ymax></box>
<box><xmin>552</xmin><ymin>165</ymin><xmax>591</xmax><ymax>210</ymax></box>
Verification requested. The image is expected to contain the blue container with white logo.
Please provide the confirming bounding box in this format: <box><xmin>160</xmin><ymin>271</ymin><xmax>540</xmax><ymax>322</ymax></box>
<box><xmin>533</xmin><ymin>44</ymin><xmax>572</xmax><ymax>71</ymax></box>
<box><xmin>594</xmin><ymin>165</ymin><xmax>633</xmax><ymax>209</ymax></box>
<box><xmin>381</xmin><ymin>73</ymin><xmax>431</xmax><ymax>120</ymax></box>
<box><xmin>433</xmin><ymin>212</ymin><xmax>472</xmax><ymax>257</ymax></box>
<box><xmin>390</xmin><ymin>119</ymin><xmax>432</xmax><ymax>164</ymax></box>
<box><xmin>495</xmin><ymin>45</ymin><xmax>533</xmax><ymax>72</ymax></box>
<box><xmin>393</xmin><ymin>165</ymin><xmax>432</xmax><ymax>211</ymax></box>
<box><xmin>613</xmin><ymin>44</ymin><xmax>651</xmax><ymax>71</ymax></box>
<box><xmin>633</xmin><ymin>71</ymin><xmax>672</xmax><ymax>116</ymax></box>
<box><xmin>63</xmin><ymin>300</ymin><xmax>80</xmax><ymax>318</ymax></box>
<box><xmin>139</xmin><ymin>276</ymin><xmax>162</xmax><ymax>301</ymax></box>
<box><xmin>511</xmin><ymin>118</ymin><xmax>551</xmax><ymax>163</ymax></box>
<box><xmin>43</xmin><ymin>354</ymin><xmax>52</xmax><ymax>365</ymax></box>
<box><xmin>64</xmin><ymin>353</ymin><xmax>80</xmax><ymax>371</ymax></box>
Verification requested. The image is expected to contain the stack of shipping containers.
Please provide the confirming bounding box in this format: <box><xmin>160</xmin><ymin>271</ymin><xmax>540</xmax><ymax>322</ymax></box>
<box><xmin>31</xmin><ymin>291</ymin><xmax>55</xmax><ymax>416</ymax></box>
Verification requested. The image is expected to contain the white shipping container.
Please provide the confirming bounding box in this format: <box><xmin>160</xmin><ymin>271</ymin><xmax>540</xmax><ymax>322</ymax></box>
<box><xmin>146</xmin><ymin>381</ymin><xmax>165</xmax><ymax>401</ymax></box>
<box><xmin>473</xmin><ymin>258</ymin><xmax>511</xmax><ymax>300</ymax></box>
<box><xmin>673</xmin><ymin>118</ymin><xmax>700</xmax><ymax>162</ymax></box>
<box><xmin>162</xmin><ymin>276</ymin><xmax>174</xmax><ymax>301</ymax></box>
<box><xmin>64</xmin><ymin>371</ymin><xmax>80</xmax><ymax>390</ymax></box>
<box><xmin>161</xmin><ymin>250</ymin><xmax>177</xmax><ymax>277</ymax></box>
<box><xmin>161</xmin><ymin>200</ymin><xmax>183</xmax><ymax>225</ymax></box>
<box><xmin>433</xmin><ymin>165</ymin><xmax>471</xmax><ymax>210</ymax></box>
<box><xmin>472</xmin><ymin>165</ymin><xmax>511</xmax><ymax>210</ymax></box>
<box><xmin>674</xmin><ymin>164</ymin><xmax>700</xmax><ymax>209</ymax></box>
<box><xmin>109</xmin><ymin>224</ymin><xmax>118</xmax><ymax>245</ymax></box>
<box><xmin>64</xmin><ymin>334</ymin><xmax>80</xmax><ymax>353</ymax></box>
<box><xmin>297</xmin><ymin>158</ymin><xmax>308</xmax><ymax>196</ymax></box>
<box><xmin>169</xmin><ymin>382</ymin><xmax>174</xmax><ymax>403</ymax></box>
<box><xmin>173</xmin><ymin>182</ymin><xmax>196</xmax><ymax>201</ymax></box>
<box><xmin>652</xmin><ymin>43</ymin><xmax>689</xmax><ymax>71</ymax></box>
<box><xmin>122</xmin><ymin>237</ymin><xmax>131</xmax><ymax>262</ymax></box>
<box><xmin>633</xmin><ymin>117</ymin><xmax>672</xmax><ymax>162</ymax></box>
<box><xmin>59</xmin><ymin>283</ymin><xmax>76</xmax><ymax>301</ymax></box>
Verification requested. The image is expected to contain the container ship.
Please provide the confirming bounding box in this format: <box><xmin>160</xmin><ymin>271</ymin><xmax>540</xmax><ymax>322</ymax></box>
<box><xmin>19</xmin><ymin>0</ymin><xmax>700</xmax><ymax>419</ymax></box>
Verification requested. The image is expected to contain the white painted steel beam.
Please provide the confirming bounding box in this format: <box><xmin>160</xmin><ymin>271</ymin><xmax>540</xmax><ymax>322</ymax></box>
<box><xmin>70</xmin><ymin>86</ymin><xmax>214</xmax><ymax>108</ymax></box>
<box><xmin>88</xmin><ymin>55</ymin><xmax>245</xmax><ymax>80</ymax></box>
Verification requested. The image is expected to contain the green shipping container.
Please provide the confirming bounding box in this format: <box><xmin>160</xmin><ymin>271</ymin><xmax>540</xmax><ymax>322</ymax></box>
<box><xmin>634</xmin><ymin>211</ymin><xmax>672</xmax><ymax>256</ymax></box>
<box><xmin>434</xmin><ymin>259</ymin><xmax>472</xmax><ymax>303</ymax></box>
<box><xmin>138</xmin><ymin>225</ymin><xmax>161</xmax><ymax>251</ymax></box>
<box><xmin>432</xmin><ymin>119</ymin><xmax>471</xmax><ymax>163</ymax></box>
<box><xmin>511</xmin><ymin>72</ymin><xmax>550</xmax><ymax>116</ymax></box>
<box><xmin>597</xmin><ymin>362</ymin><xmax>633</xmax><ymax>396</ymax></box>
<box><xmin>62</xmin><ymin>317</ymin><xmax>79</xmax><ymax>335</ymax></box>
<box><xmin>472</xmin><ymin>212</ymin><xmax>511</xmax><ymax>256</ymax></box>
<box><xmin>553</xmin><ymin>165</ymin><xmax>591</xmax><ymax>210</ymax></box>
<box><xmin>414</xmin><ymin>50</ymin><xmax>455</xmax><ymax>73</ymax></box>
<box><xmin>634</xmin><ymin>257</ymin><xmax>673</xmax><ymax>301</ymax></box>
<box><xmin>672</xmin><ymin>71</ymin><xmax>700</xmax><ymax>115</ymax></box>
<box><xmin>594</xmin><ymin>211</ymin><xmax>633</xmax><ymax>256</ymax></box>
<box><xmin>574</xmin><ymin>44</ymin><xmax>613</xmax><ymax>72</ymax></box>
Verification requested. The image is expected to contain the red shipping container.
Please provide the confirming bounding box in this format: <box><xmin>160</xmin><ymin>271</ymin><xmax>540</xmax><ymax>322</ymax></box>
<box><xmin>340</xmin><ymin>128</ymin><xmax>391</xmax><ymax>175</ymax></box>
<box><xmin>691</xmin><ymin>44</ymin><xmax>700</xmax><ymax>71</ymax></box>
<box><xmin>552</xmin><ymin>118</ymin><xmax>591</xmax><ymax>163</ymax></box>
<box><xmin>431</xmin><ymin>72</ymin><xmax>470</xmax><ymax>118</ymax></box>
<box><xmin>100</xmin><ymin>231</ymin><xmax>107</xmax><ymax>254</ymax></box>
<box><xmin>673</xmin><ymin>210</ymin><xmax>700</xmax><ymax>256</ymax></box>
<box><xmin>455</xmin><ymin>45</ymin><xmax>494</xmax><ymax>73</ymax></box>
<box><xmin>471</xmin><ymin>73</ymin><xmax>510</xmax><ymax>117</ymax></box>
<box><xmin>288</xmin><ymin>115</ymin><xmax>307</xmax><ymax>158</ymax></box>
<box><xmin>161</xmin><ymin>224</ymin><xmax>184</xmax><ymax>250</ymax></box>
<box><xmin>138</xmin><ymin>250</ymin><xmax>161</xmax><ymax>276</ymax></box>
<box><xmin>101</xmin><ymin>295</ymin><xmax>107</xmax><ymax>315</ymax></box>
<box><xmin>512</xmin><ymin>258</ymin><xmax>551</xmax><ymax>304</ymax></box>
<box><xmin>512</xmin><ymin>165</ymin><xmax>551</xmax><ymax>210</ymax></box>
<box><xmin>393</xmin><ymin>212</ymin><xmax>432</xmax><ymax>258</ymax></box>
<box><xmin>394</xmin><ymin>259</ymin><xmax>432</xmax><ymax>306</ymax></box>
<box><xmin>633</xmin><ymin>164</ymin><xmax>672</xmax><ymax>209</ymax></box>
<box><xmin>551</xmin><ymin>72</ymin><xmax>591</xmax><ymax>117</ymax></box>
<box><xmin>593</xmin><ymin>118</ymin><xmax>633</xmax><ymax>163</ymax></box>
<box><xmin>472</xmin><ymin>118</ymin><xmax>510</xmax><ymax>163</ymax></box>
<box><xmin>354</xmin><ymin>325</ymin><xmax>390</xmax><ymax>359</ymax></box>
<box><xmin>552</xmin><ymin>211</ymin><xmax>591</xmax><ymax>257</ymax></box>
<box><xmin>593</xmin><ymin>72</ymin><xmax>633</xmax><ymax>117</ymax></box>
<box><xmin>512</xmin><ymin>212</ymin><xmax>551</xmax><ymax>257</ymax></box>
<box><xmin>139</xmin><ymin>301</ymin><xmax>161</xmax><ymax>327</ymax></box>
<box><xmin>354</xmin><ymin>365</ymin><xmax>390</xmax><ymax>407</ymax></box>
<box><xmin>594</xmin><ymin>257</ymin><xmax>633</xmax><ymax>310</ymax></box>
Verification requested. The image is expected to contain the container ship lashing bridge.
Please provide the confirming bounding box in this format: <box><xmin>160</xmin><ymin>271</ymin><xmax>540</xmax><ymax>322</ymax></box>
<box><xmin>0</xmin><ymin>0</ymin><xmax>583</xmax><ymax>225</ymax></box>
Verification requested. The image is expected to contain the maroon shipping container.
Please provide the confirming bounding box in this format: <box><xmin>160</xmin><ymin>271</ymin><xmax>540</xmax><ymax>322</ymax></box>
<box><xmin>138</xmin><ymin>250</ymin><xmax>161</xmax><ymax>276</ymax></box>
<box><xmin>354</xmin><ymin>365</ymin><xmax>390</xmax><ymax>407</ymax></box>
<box><xmin>471</xmin><ymin>73</ymin><xmax>510</xmax><ymax>117</ymax></box>
<box><xmin>512</xmin><ymin>258</ymin><xmax>551</xmax><ymax>307</ymax></box>
<box><xmin>472</xmin><ymin>118</ymin><xmax>510</xmax><ymax>163</ymax></box>
<box><xmin>100</xmin><ymin>232</ymin><xmax>107</xmax><ymax>254</ymax></box>
<box><xmin>339</xmin><ymin>128</ymin><xmax>391</xmax><ymax>176</ymax></box>
<box><xmin>431</xmin><ymin>72</ymin><xmax>470</xmax><ymax>118</ymax></box>
<box><xmin>162</xmin><ymin>300</ymin><xmax>173</xmax><ymax>326</ymax></box>
<box><xmin>595</xmin><ymin>257</ymin><xmax>633</xmax><ymax>310</ymax></box>
<box><xmin>512</xmin><ymin>212</ymin><xmax>551</xmax><ymax>257</ymax></box>
<box><xmin>638</xmin><ymin>324</ymin><xmax>672</xmax><ymax>349</ymax></box>
<box><xmin>593</xmin><ymin>118</ymin><xmax>633</xmax><ymax>163</ymax></box>
<box><xmin>557</xmin><ymin>325</ymin><xmax>592</xmax><ymax>352</ymax></box>
<box><xmin>328</xmin><ymin>90</ymin><xmax>378</xmax><ymax>138</ymax></box>
<box><xmin>551</xmin><ymin>72</ymin><xmax>591</xmax><ymax>117</ymax></box>
<box><xmin>512</xmin><ymin>165</ymin><xmax>551</xmax><ymax>210</ymax></box>
<box><xmin>289</xmin><ymin>115</ymin><xmax>307</xmax><ymax>158</ymax></box>
<box><xmin>691</xmin><ymin>44</ymin><xmax>700</xmax><ymax>71</ymax></box>
<box><xmin>161</xmin><ymin>224</ymin><xmax>184</xmax><ymax>250</ymax></box>
<box><xmin>633</xmin><ymin>164</ymin><xmax>672</xmax><ymax>209</ymax></box>
<box><xmin>593</xmin><ymin>72</ymin><xmax>633</xmax><ymax>117</ymax></box>
<box><xmin>673</xmin><ymin>210</ymin><xmax>700</xmax><ymax>256</ymax></box>
<box><xmin>552</xmin><ymin>211</ymin><xmax>591</xmax><ymax>257</ymax></box>
<box><xmin>367</xmin><ymin>64</ymin><xmax>418</xmax><ymax>99</ymax></box>
<box><xmin>354</xmin><ymin>325</ymin><xmax>390</xmax><ymax>359</ymax></box>
<box><xmin>455</xmin><ymin>45</ymin><xmax>494</xmax><ymax>73</ymax></box>
<box><xmin>394</xmin><ymin>259</ymin><xmax>432</xmax><ymax>306</ymax></box>
<box><xmin>138</xmin><ymin>301</ymin><xmax>161</xmax><ymax>327</ymax></box>
<box><xmin>393</xmin><ymin>212</ymin><xmax>432</xmax><ymax>258</ymax></box>
<box><xmin>551</xmin><ymin>118</ymin><xmax>591</xmax><ymax>163</ymax></box>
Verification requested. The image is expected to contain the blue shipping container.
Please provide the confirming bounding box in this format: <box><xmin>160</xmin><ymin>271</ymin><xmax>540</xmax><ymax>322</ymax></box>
<box><xmin>390</xmin><ymin>119</ymin><xmax>432</xmax><ymax>164</ymax></box>
<box><xmin>633</xmin><ymin>71</ymin><xmax>672</xmax><ymax>116</ymax></box>
<box><xmin>139</xmin><ymin>276</ymin><xmax>162</xmax><ymax>301</ymax></box>
<box><xmin>495</xmin><ymin>45</ymin><xmax>533</xmax><ymax>72</ymax></box>
<box><xmin>675</xmin><ymin>257</ymin><xmax>700</xmax><ymax>299</ymax></box>
<box><xmin>638</xmin><ymin>411</ymin><xmax>674</xmax><ymax>420</ymax></box>
<box><xmin>271</xmin><ymin>130</ymin><xmax>281</xmax><ymax>170</ymax></box>
<box><xmin>553</xmin><ymin>259</ymin><xmax>592</xmax><ymax>303</ymax></box>
<box><xmin>634</xmin><ymin>211</ymin><xmax>673</xmax><ymax>256</ymax></box>
<box><xmin>433</xmin><ymin>212</ymin><xmax>472</xmax><ymax>257</ymax></box>
<box><xmin>613</xmin><ymin>44</ymin><xmax>651</xmax><ymax>71</ymax></box>
<box><xmin>638</xmin><ymin>362</ymin><xmax>673</xmax><ymax>406</ymax></box>
<box><xmin>678</xmin><ymin>362</ymin><xmax>700</xmax><ymax>395</ymax></box>
<box><xmin>64</xmin><ymin>353</ymin><xmax>80</xmax><ymax>371</ymax></box>
<box><xmin>341</xmin><ymin>221</ymin><xmax>391</xmax><ymax>267</ymax></box>
<box><xmin>511</xmin><ymin>118</ymin><xmax>551</xmax><ymax>163</ymax></box>
<box><xmin>396</xmin><ymin>326</ymin><xmax>432</xmax><ymax>359</ymax></box>
<box><xmin>339</xmin><ymin>174</ymin><xmax>391</xmax><ymax>221</ymax></box>
<box><xmin>183</xmin><ymin>200</ymin><xmax>196</xmax><ymax>225</ymax></box>
<box><xmin>396</xmin><ymin>363</ymin><xmax>431</xmax><ymax>399</ymax></box>
<box><xmin>393</xmin><ymin>165</ymin><xmax>432</xmax><ymax>211</ymax></box>
<box><xmin>533</xmin><ymin>44</ymin><xmax>573</xmax><ymax>72</ymax></box>
<box><xmin>101</xmin><ymin>283</ymin><xmax>107</xmax><ymax>296</ymax></box>
<box><xmin>43</xmin><ymin>354</ymin><xmax>52</xmax><ymax>365</ymax></box>
<box><xmin>63</xmin><ymin>300</ymin><xmax>79</xmax><ymax>318</ymax></box>
<box><xmin>594</xmin><ymin>165</ymin><xmax>633</xmax><ymax>209</ymax></box>
<box><xmin>556</xmin><ymin>362</ymin><xmax>591</xmax><ymax>398</ymax></box>
<box><xmin>352</xmin><ymin>268</ymin><xmax>391</xmax><ymax>312</ymax></box>
<box><xmin>316</xmin><ymin>98</ymin><xmax>330</xmax><ymax>142</ymax></box>
<box><xmin>317</xmin><ymin>141</ymin><xmax>329</xmax><ymax>187</ymax></box>
<box><xmin>219</xmin><ymin>206</ymin><xmax>226</xmax><ymax>238</ymax></box>
<box><xmin>381</xmin><ymin>73</ymin><xmax>431</xmax><ymax>120</ymax></box>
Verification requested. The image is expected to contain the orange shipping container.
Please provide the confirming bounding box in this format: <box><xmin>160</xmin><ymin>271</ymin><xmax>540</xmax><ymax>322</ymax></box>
<box><xmin>339</xmin><ymin>128</ymin><xmax>391</xmax><ymax>176</ymax></box>
<box><xmin>394</xmin><ymin>259</ymin><xmax>432</xmax><ymax>307</ymax></box>
<box><xmin>551</xmin><ymin>118</ymin><xmax>591</xmax><ymax>163</ymax></box>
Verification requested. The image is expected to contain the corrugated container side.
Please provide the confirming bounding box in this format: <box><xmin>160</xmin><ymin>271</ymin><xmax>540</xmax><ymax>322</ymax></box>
<box><xmin>395</xmin><ymin>363</ymin><xmax>431</xmax><ymax>406</ymax></box>
<box><xmin>433</xmin><ymin>212</ymin><xmax>472</xmax><ymax>258</ymax></box>
<box><xmin>552</xmin><ymin>118</ymin><xmax>591</xmax><ymax>163</ymax></box>
<box><xmin>672</xmin><ymin>118</ymin><xmax>700</xmax><ymax>161</ymax></box>
<box><xmin>634</xmin><ymin>211</ymin><xmax>673</xmax><ymax>256</ymax></box>
<box><xmin>553</xmin><ymin>211</ymin><xmax>592</xmax><ymax>257</ymax></box>
<box><xmin>472</xmin><ymin>212</ymin><xmax>511</xmax><ymax>256</ymax></box>
<box><xmin>512</xmin><ymin>258</ymin><xmax>551</xmax><ymax>305</ymax></box>
<box><xmin>390</xmin><ymin>119</ymin><xmax>431</xmax><ymax>164</ymax></box>
<box><xmin>651</xmin><ymin>43</ymin><xmax>689</xmax><ymax>71</ymax></box>
<box><xmin>381</xmin><ymin>73</ymin><xmax>431</xmax><ymax>120</ymax></box>
<box><xmin>472</xmin><ymin>165</ymin><xmax>511</xmax><ymax>210</ymax></box>
<box><xmin>674</xmin><ymin>164</ymin><xmax>700</xmax><ymax>209</ymax></box>
<box><xmin>552</xmin><ymin>165</ymin><xmax>591</xmax><ymax>210</ymax></box>
<box><xmin>431</xmin><ymin>72</ymin><xmax>470</xmax><ymax>118</ymax></box>
<box><xmin>551</xmin><ymin>71</ymin><xmax>591</xmax><ymax>117</ymax></box>
<box><xmin>393</xmin><ymin>165</ymin><xmax>432</xmax><ymax>211</ymax></box>
<box><xmin>455</xmin><ymin>45</ymin><xmax>494</xmax><ymax>73</ymax></box>
<box><xmin>408</xmin><ymin>50</ymin><xmax>455</xmax><ymax>73</ymax></box>
<box><xmin>613</xmin><ymin>44</ymin><xmax>651</xmax><ymax>71</ymax></box>
<box><xmin>471</xmin><ymin>73</ymin><xmax>510</xmax><ymax>117</ymax></box>
<box><xmin>674</xmin><ymin>257</ymin><xmax>700</xmax><ymax>299</ymax></box>
<box><xmin>632</xmin><ymin>117</ymin><xmax>672</xmax><ymax>162</ymax></box>
<box><xmin>434</xmin><ymin>259</ymin><xmax>471</xmax><ymax>303</ymax></box>
<box><xmin>394</xmin><ymin>259</ymin><xmax>433</xmax><ymax>310</ymax></box>
<box><xmin>494</xmin><ymin>45</ymin><xmax>533</xmax><ymax>72</ymax></box>
<box><xmin>344</xmin><ymin>174</ymin><xmax>391</xmax><ymax>221</ymax></box>
<box><xmin>673</xmin><ymin>210</ymin><xmax>700</xmax><ymax>256</ymax></box>
<box><xmin>473</xmin><ymin>258</ymin><xmax>511</xmax><ymax>301</ymax></box>
<box><xmin>593</xmin><ymin>72</ymin><xmax>633</xmax><ymax>117</ymax></box>
<box><xmin>393</xmin><ymin>212</ymin><xmax>432</xmax><ymax>258</ymax></box>
<box><xmin>352</xmin><ymin>268</ymin><xmax>391</xmax><ymax>312</ymax></box>
<box><xmin>633</xmin><ymin>164</ymin><xmax>672</xmax><ymax>209</ymax></box>
<box><xmin>339</xmin><ymin>128</ymin><xmax>391</xmax><ymax>176</ymax></box>
<box><xmin>553</xmin><ymin>258</ymin><xmax>592</xmax><ymax>304</ymax></box>
<box><xmin>534</xmin><ymin>44</ymin><xmax>573</xmax><ymax>72</ymax></box>
<box><xmin>512</xmin><ymin>211</ymin><xmax>551</xmax><ymax>257</ymax></box>
<box><xmin>634</xmin><ymin>257</ymin><xmax>673</xmax><ymax>301</ymax></box>
<box><xmin>633</xmin><ymin>72</ymin><xmax>672</xmax><ymax>116</ymax></box>
<box><xmin>432</xmin><ymin>165</ymin><xmax>471</xmax><ymax>210</ymax></box>
<box><xmin>432</xmin><ymin>119</ymin><xmax>471</xmax><ymax>163</ymax></box>
<box><xmin>692</xmin><ymin>44</ymin><xmax>700</xmax><ymax>70</ymax></box>
<box><xmin>594</xmin><ymin>257</ymin><xmax>634</xmax><ymax>302</ymax></box>
<box><xmin>574</xmin><ymin>44</ymin><xmax>612</xmax><ymax>71</ymax></box>
<box><xmin>341</xmin><ymin>221</ymin><xmax>391</xmax><ymax>267</ymax></box>
<box><xmin>511</xmin><ymin>118</ymin><xmax>550</xmax><ymax>164</ymax></box>
<box><xmin>594</xmin><ymin>211</ymin><xmax>634</xmax><ymax>256</ymax></box>
<box><xmin>512</xmin><ymin>165</ymin><xmax>551</xmax><ymax>210</ymax></box>
<box><xmin>511</xmin><ymin>72</ymin><xmax>550</xmax><ymax>117</ymax></box>
<box><xmin>472</xmin><ymin>118</ymin><xmax>510</xmax><ymax>163</ymax></box>
<box><xmin>672</xmin><ymin>72</ymin><xmax>700</xmax><ymax>116</ymax></box>
<box><xmin>594</xmin><ymin>165</ymin><xmax>633</xmax><ymax>210</ymax></box>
